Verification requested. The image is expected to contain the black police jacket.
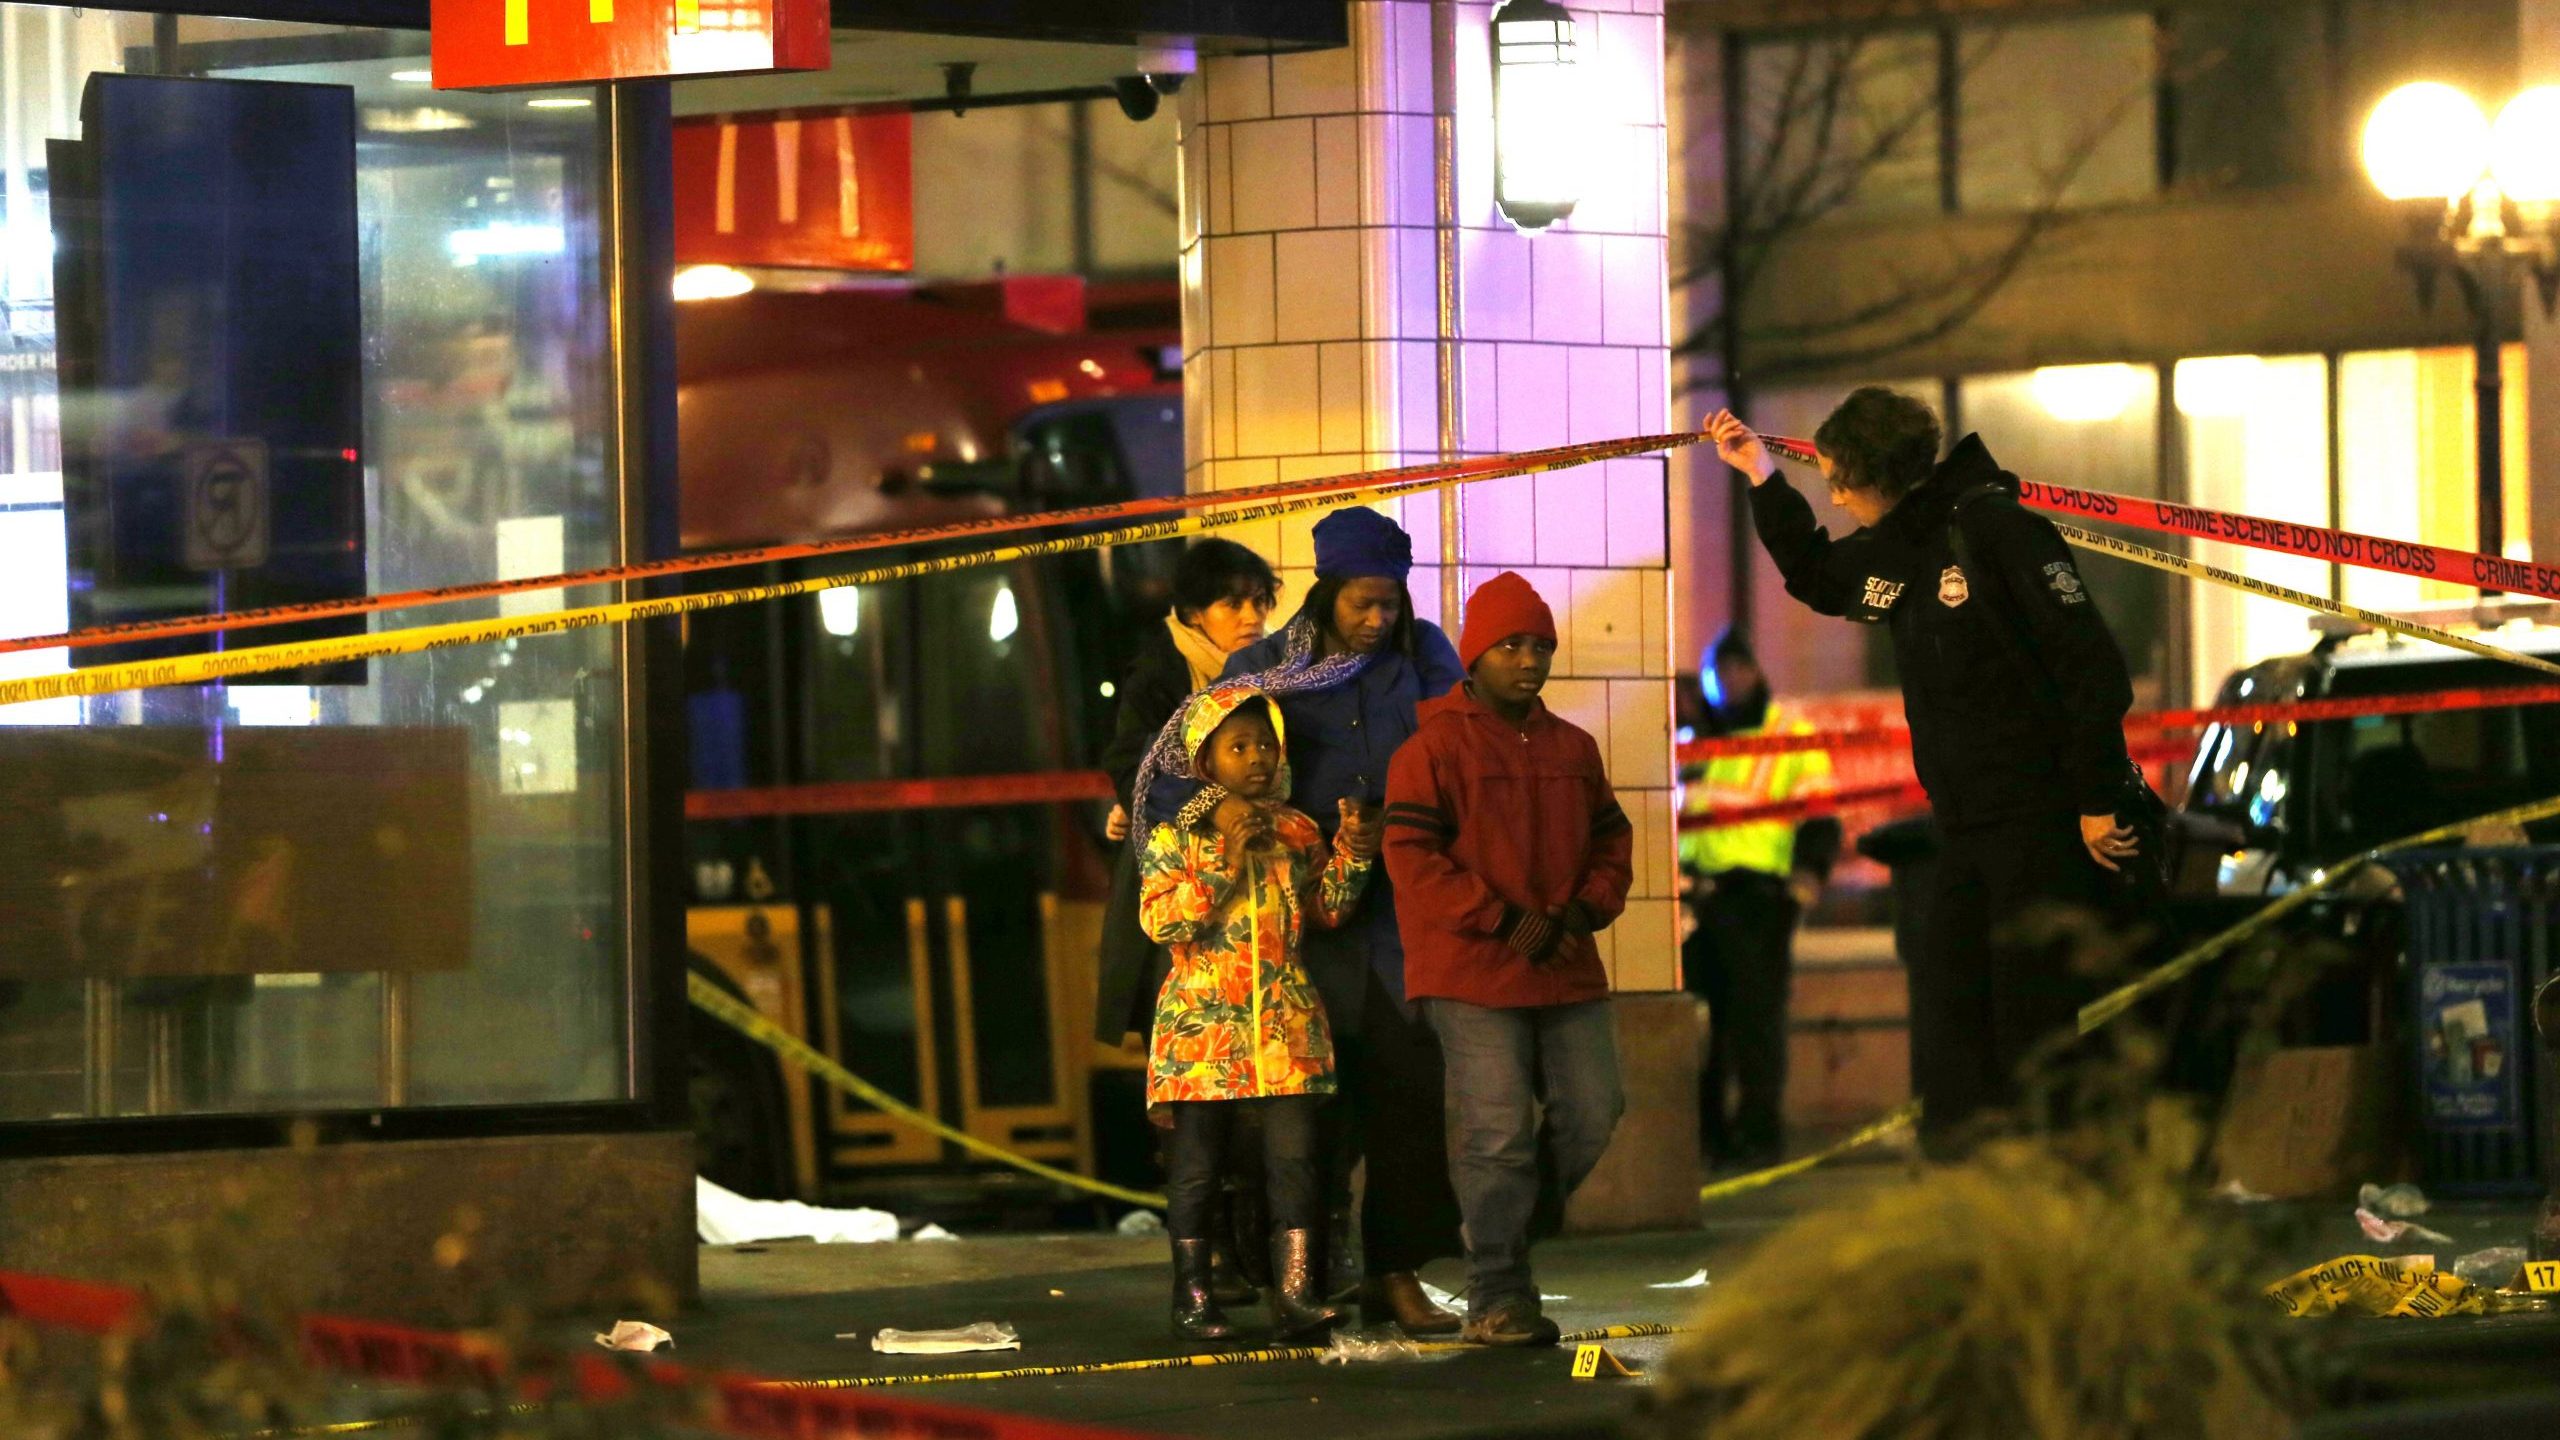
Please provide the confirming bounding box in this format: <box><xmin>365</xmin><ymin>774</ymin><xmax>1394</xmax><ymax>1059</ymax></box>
<box><xmin>1747</xmin><ymin>433</ymin><xmax>2135</xmax><ymax>829</ymax></box>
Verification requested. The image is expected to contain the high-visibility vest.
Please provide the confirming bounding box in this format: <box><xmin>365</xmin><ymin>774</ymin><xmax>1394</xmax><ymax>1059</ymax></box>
<box><xmin>1677</xmin><ymin>703</ymin><xmax>1832</xmax><ymax>878</ymax></box>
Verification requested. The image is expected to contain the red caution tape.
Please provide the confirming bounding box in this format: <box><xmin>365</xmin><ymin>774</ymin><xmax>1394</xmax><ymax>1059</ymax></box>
<box><xmin>1674</xmin><ymin>778</ymin><xmax>1925</xmax><ymax>832</ymax></box>
<box><xmin>688</xmin><ymin>769</ymin><xmax>1114</xmax><ymax>821</ymax></box>
<box><xmin>1673</xmin><ymin>738</ymin><xmax>2189</xmax><ymax>834</ymax></box>
<box><xmin>0</xmin><ymin>431</ymin><xmax>1707</xmax><ymax>658</ymax></box>
<box><xmin>0</xmin><ymin>1267</ymin><xmax>1155</xmax><ymax>1440</ymax></box>
<box><xmin>1679</xmin><ymin>682</ymin><xmax>2560</xmax><ymax>765</ymax></box>
<box><xmin>1760</xmin><ymin>432</ymin><xmax>2560</xmax><ymax>602</ymax></box>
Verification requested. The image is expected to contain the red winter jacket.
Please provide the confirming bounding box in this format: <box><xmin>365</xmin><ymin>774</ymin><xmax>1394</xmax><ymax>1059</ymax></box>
<box><xmin>1382</xmin><ymin>685</ymin><xmax>1634</xmax><ymax>1009</ymax></box>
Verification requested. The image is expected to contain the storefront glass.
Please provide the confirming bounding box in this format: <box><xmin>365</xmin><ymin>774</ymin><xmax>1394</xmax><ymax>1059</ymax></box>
<box><xmin>0</xmin><ymin>7</ymin><xmax>631</xmax><ymax>1120</ymax></box>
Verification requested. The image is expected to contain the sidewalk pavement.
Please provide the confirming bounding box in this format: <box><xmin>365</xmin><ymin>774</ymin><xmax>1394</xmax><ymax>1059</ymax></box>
<box><xmin>594</xmin><ymin>1161</ymin><xmax>2557</xmax><ymax>1440</ymax></box>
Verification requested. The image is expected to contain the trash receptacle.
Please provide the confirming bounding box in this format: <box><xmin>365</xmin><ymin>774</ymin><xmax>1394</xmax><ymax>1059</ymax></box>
<box><xmin>2377</xmin><ymin>848</ymin><xmax>2558</xmax><ymax>1197</ymax></box>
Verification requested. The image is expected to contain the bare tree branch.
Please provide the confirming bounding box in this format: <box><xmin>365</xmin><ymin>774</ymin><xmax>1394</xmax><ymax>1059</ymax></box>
<box><xmin>1668</xmin><ymin>0</ymin><xmax>2200</xmax><ymax>394</ymax></box>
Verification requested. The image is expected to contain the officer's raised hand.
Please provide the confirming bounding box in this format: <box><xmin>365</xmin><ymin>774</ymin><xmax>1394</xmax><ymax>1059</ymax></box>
<box><xmin>2080</xmin><ymin>813</ymin><xmax>2139</xmax><ymax>872</ymax></box>
<box><xmin>1706</xmin><ymin>410</ymin><xmax>1776</xmax><ymax>483</ymax></box>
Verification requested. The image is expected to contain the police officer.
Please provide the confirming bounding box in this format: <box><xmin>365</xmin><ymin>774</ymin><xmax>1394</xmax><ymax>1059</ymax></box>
<box><xmin>1679</xmin><ymin>629</ymin><xmax>1838</xmax><ymax>1169</ymax></box>
<box><xmin>1706</xmin><ymin>389</ymin><xmax>2141</xmax><ymax>1154</ymax></box>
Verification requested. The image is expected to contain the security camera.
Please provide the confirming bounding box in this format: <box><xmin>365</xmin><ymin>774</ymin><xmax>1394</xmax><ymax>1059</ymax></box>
<box><xmin>1112</xmin><ymin>75</ymin><xmax>1160</xmax><ymax>122</ymax></box>
<box><xmin>1146</xmin><ymin>73</ymin><xmax>1188</xmax><ymax>96</ymax></box>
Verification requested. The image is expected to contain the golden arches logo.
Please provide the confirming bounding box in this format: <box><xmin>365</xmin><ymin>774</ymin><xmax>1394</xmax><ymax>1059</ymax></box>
<box><xmin>504</xmin><ymin>0</ymin><xmax>709</xmax><ymax>47</ymax></box>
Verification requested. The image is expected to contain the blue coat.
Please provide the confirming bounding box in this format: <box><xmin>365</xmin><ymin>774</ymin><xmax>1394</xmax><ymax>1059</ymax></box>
<box><xmin>1144</xmin><ymin>616</ymin><xmax>1464</xmax><ymax>1030</ymax></box>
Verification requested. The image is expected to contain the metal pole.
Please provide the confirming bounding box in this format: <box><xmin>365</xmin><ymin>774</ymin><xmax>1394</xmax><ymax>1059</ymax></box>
<box><xmin>1431</xmin><ymin>0</ymin><xmax>1463</xmax><ymax>629</ymax></box>
<box><xmin>2476</xmin><ymin>300</ymin><xmax>2506</xmax><ymax>561</ymax></box>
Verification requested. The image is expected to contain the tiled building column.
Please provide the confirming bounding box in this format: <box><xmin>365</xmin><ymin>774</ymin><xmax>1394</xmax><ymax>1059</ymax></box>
<box><xmin>1175</xmin><ymin>1</ymin><xmax>1680</xmax><ymax>992</ymax></box>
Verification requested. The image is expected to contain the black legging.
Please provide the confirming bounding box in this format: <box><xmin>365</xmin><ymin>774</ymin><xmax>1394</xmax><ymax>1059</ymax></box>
<box><xmin>1165</xmin><ymin>1096</ymin><xmax>1322</xmax><ymax>1239</ymax></box>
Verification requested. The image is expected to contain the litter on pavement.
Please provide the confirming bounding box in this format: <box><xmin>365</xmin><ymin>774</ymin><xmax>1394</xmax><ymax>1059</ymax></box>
<box><xmin>696</xmin><ymin>1176</ymin><xmax>902</xmax><ymax>1246</ymax></box>
<box><xmin>1647</xmin><ymin>1269</ymin><xmax>1712</xmax><ymax>1290</ymax></box>
<box><xmin>2354</xmin><ymin>1207</ymin><xmax>2454</xmax><ymax>1246</ymax></box>
<box><xmin>2357</xmin><ymin>1182</ymin><xmax>2431</xmax><ymax>1219</ymax></box>
<box><xmin>594</xmin><ymin>1321</ymin><xmax>674</xmax><ymax>1352</ymax></box>
<box><xmin>871</xmin><ymin>1322</ymin><xmax>1023</xmax><ymax>1355</ymax></box>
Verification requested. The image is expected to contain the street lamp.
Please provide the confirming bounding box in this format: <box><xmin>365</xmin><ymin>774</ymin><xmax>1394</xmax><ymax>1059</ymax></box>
<box><xmin>2362</xmin><ymin>81</ymin><xmax>2560</xmax><ymax>558</ymax></box>
<box><xmin>1491</xmin><ymin>0</ymin><xmax>1582</xmax><ymax>231</ymax></box>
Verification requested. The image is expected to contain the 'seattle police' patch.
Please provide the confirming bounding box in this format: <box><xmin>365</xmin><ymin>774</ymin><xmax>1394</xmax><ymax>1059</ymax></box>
<box><xmin>2044</xmin><ymin>560</ymin><xmax>2088</xmax><ymax>604</ymax></box>
<box><xmin>1861</xmin><ymin>576</ymin><xmax>1905</xmax><ymax>609</ymax></box>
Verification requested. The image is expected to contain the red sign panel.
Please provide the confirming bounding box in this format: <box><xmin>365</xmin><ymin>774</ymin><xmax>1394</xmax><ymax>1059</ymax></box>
<box><xmin>673</xmin><ymin>112</ymin><xmax>914</xmax><ymax>272</ymax></box>
<box><xmin>430</xmin><ymin>0</ymin><xmax>831</xmax><ymax>89</ymax></box>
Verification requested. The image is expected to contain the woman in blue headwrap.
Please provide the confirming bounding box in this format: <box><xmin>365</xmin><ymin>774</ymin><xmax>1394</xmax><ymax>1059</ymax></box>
<box><xmin>1132</xmin><ymin>505</ymin><xmax>1468</xmax><ymax>1336</ymax></box>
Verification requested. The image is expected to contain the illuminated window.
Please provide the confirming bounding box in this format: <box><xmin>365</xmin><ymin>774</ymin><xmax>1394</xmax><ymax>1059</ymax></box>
<box><xmin>1958</xmin><ymin>366</ymin><xmax>2167</xmax><ymax>692</ymax></box>
<box><xmin>2177</xmin><ymin>355</ymin><xmax>2330</xmax><ymax>700</ymax></box>
<box><xmin>2337</xmin><ymin>344</ymin><xmax>2530</xmax><ymax>612</ymax></box>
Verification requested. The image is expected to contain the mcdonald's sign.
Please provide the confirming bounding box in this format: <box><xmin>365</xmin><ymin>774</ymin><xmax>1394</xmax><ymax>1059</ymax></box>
<box><xmin>673</xmin><ymin>111</ymin><xmax>914</xmax><ymax>272</ymax></box>
<box><xmin>429</xmin><ymin>0</ymin><xmax>830</xmax><ymax>89</ymax></box>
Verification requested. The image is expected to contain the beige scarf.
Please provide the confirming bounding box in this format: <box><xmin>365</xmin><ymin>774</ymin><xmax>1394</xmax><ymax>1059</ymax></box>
<box><xmin>1166</xmin><ymin>614</ymin><xmax>1229</xmax><ymax>690</ymax></box>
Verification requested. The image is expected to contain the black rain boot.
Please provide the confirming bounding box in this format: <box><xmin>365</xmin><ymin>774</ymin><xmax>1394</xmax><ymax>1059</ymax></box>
<box><xmin>1268</xmin><ymin>1228</ymin><xmax>1344</xmax><ymax>1341</ymax></box>
<box><xmin>1170</xmin><ymin>1238</ymin><xmax>1238</xmax><ymax>1342</ymax></box>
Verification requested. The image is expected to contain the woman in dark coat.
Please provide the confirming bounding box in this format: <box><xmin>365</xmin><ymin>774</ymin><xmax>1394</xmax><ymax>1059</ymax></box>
<box><xmin>1095</xmin><ymin>538</ymin><xmax>1282</xmax><ymax>1042</ymax></box>
<box><xmin>1095</xmin><ymin>539</ymin><xmax>1279</xmax><ymax>1300</ymax></box>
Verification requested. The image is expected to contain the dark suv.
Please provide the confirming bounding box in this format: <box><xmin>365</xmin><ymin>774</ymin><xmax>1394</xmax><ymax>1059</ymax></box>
<box><xmin>2180</xmin><ymin>626</ymin><xmax>2560</xmax><ymax>894</ymax></box>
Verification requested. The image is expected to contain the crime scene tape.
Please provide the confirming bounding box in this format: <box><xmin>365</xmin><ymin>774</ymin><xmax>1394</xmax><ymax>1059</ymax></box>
<box><xmin>1674</xmin><ymin>779</ymin><xmax>1926</xmax><ymax>832</ymax></box>
<box><xmin>1673</xmin><ymin>739</ymin><xmax>2191</xmax><ymax>833</ymax></box>
<box><xmin>1696</xmin><ymin>1101</ymin><xmax>1922</xmax><ymax>1202</ymax></box>
<box><xmin>768</xmin><ymin>1323</ymin><xmax>1692</xmax><ymax>1390</ymax></box>
<box><xmin>0</xmin><ymin>435</ymin><xmax>1682</xmax><ymax>710</ymax></box>
<box><xmin>2259</xmin><ymin>1254</ymin><xmax>2553</xmax><ymax>1319</ymax></box>
<box><xmin>0</xmin><ymin>432</ymin><xmax>1708</xmax><ymax>659</ymax></box>
<box><xmin>689</xmin><ymin>769</ymin><xmax>1114</xmax><ymax>822</ymax></box>
<box><xmin>688</xmin><ymin>972</ymin><xmax>1167</xmax><ymax>1208</ymax></box>
<box><xmin>1764</xmin><ymin>427</ymin><xmax>2560</xmax><ymax>607</ymax></box>
<box><xmin>2053</xmin><ymin>522</ymin><xmax>2560</xmax><ymax>680</ymax></box>
<box><xmin>1679</xmin><ymin>682</ymin><xmax>2560</xmax><ymax>763</ymax></box>
<box><xmin>2021</xmin><ymin>479</ymin><xmax>2560</xmax><ymax>604</ymax></box>
<box><xmin>2075</xmin><ymin>787</ymin><xmax>2560</xmax><ymax>1035</ymax></box>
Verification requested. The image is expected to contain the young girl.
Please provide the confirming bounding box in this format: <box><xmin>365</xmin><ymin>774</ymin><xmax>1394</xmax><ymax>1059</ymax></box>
<box><xmin>1140</xmin><ymin>684</ymin><xmax>1380</xmax><ymax>1341</ymax></box>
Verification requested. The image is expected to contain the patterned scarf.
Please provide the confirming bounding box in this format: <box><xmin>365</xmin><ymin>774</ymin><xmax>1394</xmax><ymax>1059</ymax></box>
<box><xmin>1129</xmin><ymin>611</ymin><xmax>1371</xmax><ymax>851</ymax></box>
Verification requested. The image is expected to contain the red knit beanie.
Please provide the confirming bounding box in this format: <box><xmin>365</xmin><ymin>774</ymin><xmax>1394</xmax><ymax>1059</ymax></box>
<box><xmin>1457</xmin><ymin>571</ymin><xmax>1557</xmax><ymax>670</ymax></box>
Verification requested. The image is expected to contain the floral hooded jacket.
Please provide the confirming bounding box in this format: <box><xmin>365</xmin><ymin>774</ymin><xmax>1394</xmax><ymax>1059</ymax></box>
<box><xmin>1139</xmin><ymin>685</ymin><xmax>1373</xmax><ymax>1103</ymax></box>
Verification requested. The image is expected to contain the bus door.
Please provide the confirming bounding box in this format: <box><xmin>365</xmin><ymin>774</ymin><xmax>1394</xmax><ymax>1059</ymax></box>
<box><xmin>794</xmin><ymin>562</ymin><xmax>1092</xmax><ymax>1189</ymax></box>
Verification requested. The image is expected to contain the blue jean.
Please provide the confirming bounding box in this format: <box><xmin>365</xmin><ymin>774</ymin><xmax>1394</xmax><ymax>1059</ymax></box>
<box><xmin>1422</xmin><ymin>998</ymin><xmax>1624</xmax><ymax>1317</ymax></box>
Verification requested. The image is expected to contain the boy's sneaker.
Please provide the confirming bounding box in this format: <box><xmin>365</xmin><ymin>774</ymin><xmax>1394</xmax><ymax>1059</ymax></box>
<box><xmin>1460</xmin><ymin>1301</ymin><xmax>1561</xmax><ymax>1348</ymax></box>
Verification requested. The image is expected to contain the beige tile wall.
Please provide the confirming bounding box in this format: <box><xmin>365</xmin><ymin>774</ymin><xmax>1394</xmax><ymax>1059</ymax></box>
<box><xmin>1178</xmin><ymin>0</ymin><xmax>1681</xmax><ymax>991</ymax></box>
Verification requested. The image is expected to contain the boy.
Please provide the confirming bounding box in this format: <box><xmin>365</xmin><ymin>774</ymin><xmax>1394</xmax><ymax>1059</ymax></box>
<box><xmin>1382</xmin><ymin>572</ymin><xmax>1631</xmax><ymax>1347</ymax></box>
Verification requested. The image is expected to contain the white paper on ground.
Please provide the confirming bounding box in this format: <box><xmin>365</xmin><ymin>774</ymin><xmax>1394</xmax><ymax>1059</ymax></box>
<box><xmin>696</xmin><ymin>1176</ymin><xmax>900</xmax><ymax>1245</ymax></box>
<box><xmin>2354</xmin><ymin>1207</ymin><xmax>2454</xmax><ymax>1246</ymax></box>
<box><xmin>595</xmin><ymin>1320</ymin><xmax>673</xmax><ymax>1352</ymax></box>
<box><xmin>913</xmin><ymin>1223</ymin><xmax>959</xmax><ymax>1242</ymax></box>
<box><xmin>1418</xmin><ymin>1281</ymin><xmax>1570</xmax><ymax>1308</ymax></box>
<box><xmin>872</xmin><ymin>1322</ymin><xmax>1021</xmax><ymax>1355</ymax></box>
<box><xmin>1648</xmin><ymin>1269</ymin><xmax>1712</xmax><ymax>1290</ymax></box>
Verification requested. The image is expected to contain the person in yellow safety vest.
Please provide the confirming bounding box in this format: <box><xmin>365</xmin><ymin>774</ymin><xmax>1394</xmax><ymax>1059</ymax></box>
<box><xmin>1677</xmin><ymin>628</ymin><xmax>1840</xmax><ymax>1170</ymax></box>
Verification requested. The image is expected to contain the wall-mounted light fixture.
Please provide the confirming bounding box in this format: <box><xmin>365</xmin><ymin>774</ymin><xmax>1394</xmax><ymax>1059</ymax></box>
<box><xmin>1491</xmin><ymin>0</ymin><xmax>1582</xmax><ymax>231</ymax></box>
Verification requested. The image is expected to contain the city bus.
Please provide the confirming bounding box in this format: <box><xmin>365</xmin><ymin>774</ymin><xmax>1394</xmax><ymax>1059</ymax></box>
<box><xmin>677</xmin><ymin>276</ymin><xmax>1182</xmax><ymax>1222</ymax></box>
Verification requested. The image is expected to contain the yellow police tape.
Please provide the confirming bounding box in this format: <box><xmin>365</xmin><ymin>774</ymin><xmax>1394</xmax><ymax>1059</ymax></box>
<box><xmin>1691</xmin><ymin>787</ymin><xmax>2560</xmax><ymax>1200</ymax></box>
<box><xmin>1695</xmin><ymin>1101</ymin><xmax>1923</xmax><ymax>1203</ymax></box>
<box><xmin>2054</xmin><ymin>522</ymin><xmax>2560</xmax><ymax>680</ymax></box>
<box><xmin>0</xmin><ymin>435</ymin><xmax>1677</xmax><ymax>710</ymax></box>
<box><xmin>766</xmin><ymin>1322</ymin><xmax>1691</xmax><ymax>1390</ymax></box>
<box><xmin>688</xmin><ymin>972</ymin><xmax>1170</xmax><ymax>1209</ymax></box>
<box><xmin>2075</xmin><ymin>788</ymin><xmax>2560</xmax><ymax>1034</ymax></box>
<box><xmin>2260</xmin><ymin>1254</ymin><xmax>2555</xmax><ymax>1319</ymax></box>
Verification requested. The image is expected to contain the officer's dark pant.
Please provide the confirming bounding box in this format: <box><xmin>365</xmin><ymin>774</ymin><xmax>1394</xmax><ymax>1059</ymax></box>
<box><xmin>1685</xmin><ymin>870</ymin><xmax>1796</xmax><ymax>1162</ymax></box>
<box><xmin>1912</xmin><ymin>810</ymin><xmax>2109</xmax><ymax>1153</ymax></box>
